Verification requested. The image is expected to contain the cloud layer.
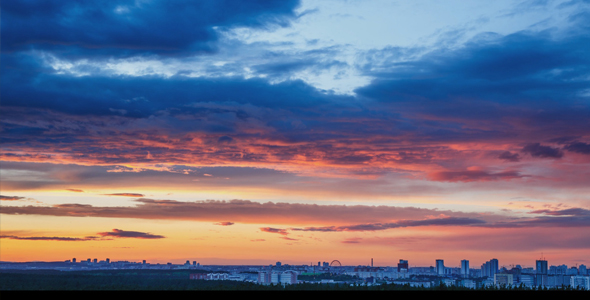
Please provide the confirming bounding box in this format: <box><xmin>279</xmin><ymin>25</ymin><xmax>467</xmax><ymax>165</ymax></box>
<box><xmin>2</xmin><ymin>0</ymin><xmax>590</xmax><ymax>263</ymax></box>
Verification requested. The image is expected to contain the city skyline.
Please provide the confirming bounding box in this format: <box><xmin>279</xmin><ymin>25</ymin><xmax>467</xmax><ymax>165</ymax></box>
<box><xmin>1</xmin><ymin>0</ymin><xmax>590</xmax><ymax>267</ymax></box>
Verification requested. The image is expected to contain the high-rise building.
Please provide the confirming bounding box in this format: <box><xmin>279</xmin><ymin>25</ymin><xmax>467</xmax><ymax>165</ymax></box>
<box><xmin>106</xmin><ymin>258</ymin><xmax>110</xmax><ymax>264</ymax></box>
<box><xmin>72</xmin><ymin>258</ymin><xmax>76</xmax><ymax>263</ymax></box>
<box><xmin>461</xmin><ymin>260</ymin><xmax>470</xmax><ymax>278</ymax></box>
<box><xmin>490</xmin><ymin>259</ymin><xmax>498</xmax><ymax>276</ymax></box>
<box><xmin>481</xmin><ymin>259</ymin><xmax>499</xmax><ymax>277</ymax></box>
<box><xmin>398</xmin><ymin>259</ymin><xmax>409</xmax><ymax>272</ymax></box>
<box><xmin>579</xmin><ymin>264</ymin><xmax>587</xmax><ymax>275</ymax></box>
<box><xmin>535</xmin><ymin>259</ymin><xmax>548</xmax><ymax>286</ymax></box>
<box><xmin>536</xmin><ymin>259</ymin><xmax>548</xmax><ymax>274</ymax></box>
<box><xmin>436</xmin><ymin>259</ymin><xmax>445</xmax><ymax>276</ymax></box>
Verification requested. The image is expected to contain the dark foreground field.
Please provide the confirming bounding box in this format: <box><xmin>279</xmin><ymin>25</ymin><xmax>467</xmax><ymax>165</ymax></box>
<box><xmin>0</xmin><ymin>269</ymin><xmax>585</xmax><ymax>291</ymax></box>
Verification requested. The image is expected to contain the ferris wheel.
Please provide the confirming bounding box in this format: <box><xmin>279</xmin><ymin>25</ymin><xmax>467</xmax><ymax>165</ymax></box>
<box><xmin>330</xmin><ymin>260</ymin><xmax>342</xmax><ymax>267</ymax></box>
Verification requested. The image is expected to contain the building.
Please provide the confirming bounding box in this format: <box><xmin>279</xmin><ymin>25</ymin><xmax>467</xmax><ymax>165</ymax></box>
<box><xmin>481</xmin><ymin>259</ymin><xmax>499</xmax><ymax>278</ymax></box>
<box><xmin>257</xmin><ymin>271</ymin><xmax>271</xmax><ymax>285</ymax></box>
<box><xmin>520</xmin><ymin>274</ymin><xmax>535</xmax><ymax>287</ymax></box>
<box><xmin>490</xmin><ymin>259</ymin><xmax>499</xmax><ymax>276</ymax></box>
<box><xmin>461</xmin><ymin>260</ymin><xmax>469</xmax><ymax>278</ymax></box>
<box><xmin>570</xmin><ymin>276</ymin><xmax>590</xmax><ymax>290</ymax></box>
<box><xmin>436</xmin><ymin>260</ymin><xmax>445</xmax><ymax>276</ymax></box>
<box><xmin>207</xmin><ymin>273</ymin><xmax>229</xmax><ymax>280</ymax></box>
<box><xmin>280</xmin><ymin>271</ymin><xmax>298</xmax><ymax>285</ymax></box>
<box><xmin>190</xmin><ymin>273</ymin><xmax>208</xmax><ymax>280</ymax></box>
<box><xmin>460</xmin><ymin>279</ymin><xmax>476</xmax><ymax>289</ymax></box>
<box><xmin>398</xmin><ymin>259</ymin><xmax>408</xmax><ymax>272</ymax></box>
<box><xmin>579</xmin><ymin>265</ymin><xmax>587</xmax><ymax>275</ymax></box>
<box><xmin>494</xmin><ymin>273</ymin><xmax>513</xmax><ymax>287</ymax></box>
<box><xmin>536</xmin><ymin>259</ymin><xmax>548</xmax><ymax>274</ymax></box>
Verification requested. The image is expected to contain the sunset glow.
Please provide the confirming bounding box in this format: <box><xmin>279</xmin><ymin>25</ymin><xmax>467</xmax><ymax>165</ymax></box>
<box><xmin>2</xmin><ymin>0</ymin><xmax>590</xmax><ymax>270</ymax></box>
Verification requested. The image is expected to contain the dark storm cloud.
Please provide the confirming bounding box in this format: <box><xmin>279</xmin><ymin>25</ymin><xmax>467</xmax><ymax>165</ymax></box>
<box><xmin>1</xmin><ymin>0</ymin><xmax>300</xmax><ymax>56</ymax></box>
<box><xmin>97</xmin><ymin>229</ymin><xmax>165</xmax><ymax>239</ymax></box>
<box><xmin>521</xmin><ymin>143</ymin><xmax>564</xmax><ymax>158</ymax></box>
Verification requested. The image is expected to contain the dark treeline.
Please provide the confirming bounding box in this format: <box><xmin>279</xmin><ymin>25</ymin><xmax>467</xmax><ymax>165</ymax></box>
<box><xmin>0</xmin><ymin>270</ymin><xmax>586</xmax><ymax>291</ymax></box>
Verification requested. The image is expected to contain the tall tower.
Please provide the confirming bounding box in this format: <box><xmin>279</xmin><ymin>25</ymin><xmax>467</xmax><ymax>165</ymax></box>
<box><xmin>490</xmin><ymin>259</ymin><xmax>499</xmax><ymax>276</ymax></box>
<box><xmin>461</xmin><ymin>260</ymin><xmax>470</xmax><ymax>278</ymax></box>
<box><xmin>536</xmin><ymin>256</ymin><xmax>548</xmax><ymax>287</ymax></box>
<box><xmin>436</xmin><ymin>259</ymin><xmax>445</xmax><ymax>276</ymax></box>
<box><xmin>536</xmin><ymin>259</ymin><xmax>548</xmax><ymax>274</ymax></box>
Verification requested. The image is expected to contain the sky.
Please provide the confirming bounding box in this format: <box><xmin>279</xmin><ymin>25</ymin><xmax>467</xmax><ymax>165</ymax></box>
<box><xmin>1</xmin><ymin>0</ymin><xmax>590</xmax><ymax>269</ymax></box>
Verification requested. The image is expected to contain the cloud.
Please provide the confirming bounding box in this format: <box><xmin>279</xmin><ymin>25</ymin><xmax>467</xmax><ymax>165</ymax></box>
<box><xmin>292</xmin><ymin>217</ymin><xmax>487</xmax><ymax>232</ymax></box>
<box><xmin>564</xmin><ymin>142</ymin><xmax>590</xmax><ymax>154</ymax></box>
<box><xmin>260</xmin><ymin>227</ymin><xmax>289</xmax><ymax>235</ymax></box>
<box><xmin>96</xmin><ymin>229</ymin><xmax>165</xmax><ymax>239</ymax></box>
<box><xmin>521</xmin><ymin>143</ymin><xmax>564</xmax><ymax>158</ymax></box>
<box><xmin>214</xmin><ymin>222</ymin><xmax>235</xmax><ymax>226</ymax></box>
<box><xmin>0</xmin><ymin>235</ymin><xmax>94</xmax><ymax>241</ymax></box>
<box><xmin>0</xmin><ymin>198</ymin><xmax>501</xmax><ymax>226</ymax></box>
<box><xmin>102</xmin><ymin>193</ymin><xmax>145</xmax><ymax>197</ymax></box>
<box><xmin>341</xmin><ymin>238</ymin><xmax>362</xmax><ymax>244</ymax></box>
<box><xmin>1</xmin><ymin>0</ymin><xmax>301</xmax><ymax>56</ymax></box>
<box><xmin>0</xmin><ymin>195</ymin><xmax>26</xmax><ymax>201</ymax></box>
<box><xmin>498</xmin><ymin>151</ymin><xmax>520</xmax><ymax>162</ymax></box>
<box><xmin>529</xmin><ymin>208</ymin><xmax>590</xmax><ymax>217</ymax></box>
<box><xmin>65</xmin><ymin>189</ymin><xmax>84</xmax><ymax>193</ymax></box>
<box><xmin>428</xmin><ymin>170</ymin><xmax>525</xmax><ymax>182</ymax></box>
